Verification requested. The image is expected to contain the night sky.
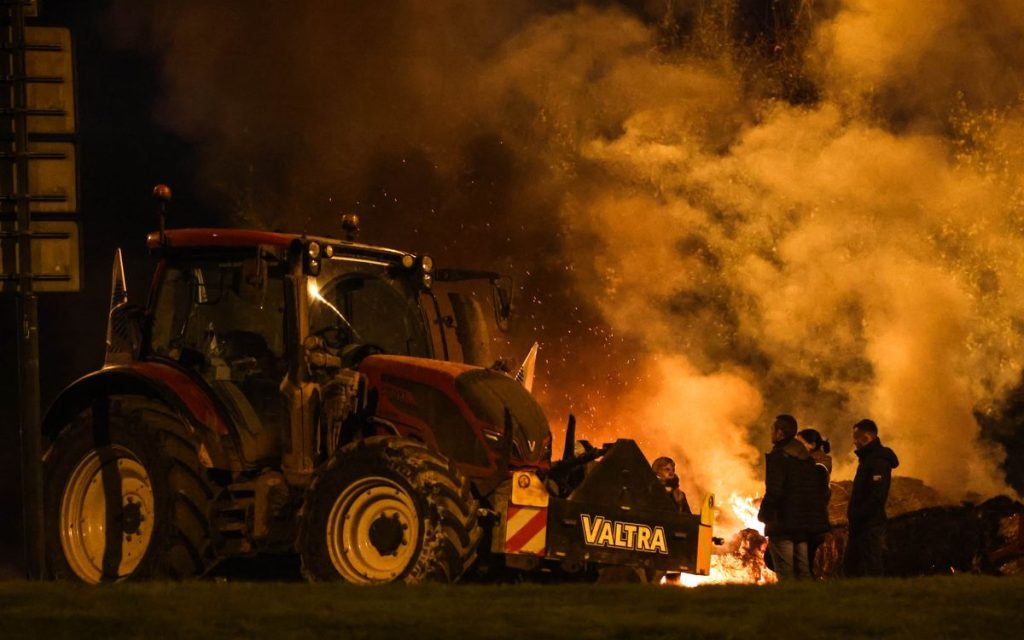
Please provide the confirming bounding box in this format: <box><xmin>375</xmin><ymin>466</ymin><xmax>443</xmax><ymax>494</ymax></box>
<box><xmin>4</xmin><ymin>0</ymin><xmax>1024</xmax><ymax>576</ymax></box>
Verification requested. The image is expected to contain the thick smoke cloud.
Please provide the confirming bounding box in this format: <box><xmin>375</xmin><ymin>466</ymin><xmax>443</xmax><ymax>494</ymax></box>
<box><xmin>107</xmin><ymin>0</ymin><xmax>1024</xmax><ymax>510</ymax></box>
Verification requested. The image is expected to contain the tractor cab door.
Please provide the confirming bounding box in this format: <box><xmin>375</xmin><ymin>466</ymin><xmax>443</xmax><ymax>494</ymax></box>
<box><xmin>149</xmin><ymin>249</ymin><xmax>290</xmax><ymax>465</ymax></box>
<box><xmin>429</xmin><ymin>269</ymin><xmax>513</xmax><ymax>367</ymax></box>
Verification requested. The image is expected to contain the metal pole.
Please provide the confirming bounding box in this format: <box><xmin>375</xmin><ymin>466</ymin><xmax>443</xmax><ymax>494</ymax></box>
<box><xmin>16</xmin><ymin>294</ymin><xmax>42</xmax><ymax>579</ymax></box>
<box><xmin>10</xmin><ymin>0</ymin><xmax>46</xmax><ymax>580</ymax></box>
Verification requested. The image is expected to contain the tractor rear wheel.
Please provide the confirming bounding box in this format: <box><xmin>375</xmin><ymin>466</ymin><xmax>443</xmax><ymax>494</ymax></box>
<box><xmin>298</xmin><ymin>436</ymin><xmax>481</xmax><ymax>584</ymax></box>
<box><xmin>44</xmin><ymin>398</ymin><xmax>218</xmax><ymax>582</ymax></box>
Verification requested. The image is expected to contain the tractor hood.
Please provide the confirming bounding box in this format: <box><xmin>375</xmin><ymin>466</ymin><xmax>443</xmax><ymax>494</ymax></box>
<box><xmin>358</xmin><ymin>355</ymin><xmax>552</xmax><ymax>471</ymax></box>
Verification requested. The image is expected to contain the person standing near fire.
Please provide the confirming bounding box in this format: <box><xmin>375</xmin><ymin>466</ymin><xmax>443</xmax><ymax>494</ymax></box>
<box><xmin>757</xmin><ymin>414</ymin><xmax>820</xmax><ymax>580</ymax></box>
<box><xmin>845</xmin><ymin>418</ymin><xmax>900</xmax><ymax>577</ymax></box>
<box><xmin>795</xmin><ymin>428</ymin><xmax>832</xmax><ymax>578</ymax></box>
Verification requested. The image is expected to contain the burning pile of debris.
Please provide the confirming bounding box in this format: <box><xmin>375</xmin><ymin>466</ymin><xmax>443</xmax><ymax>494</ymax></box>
<box><xmin>666</xmin><ymin>494</ymin><xmax>778</xmax><ymax>586</ymax></box>
<box><xmin>666</xmin><ymin>478</ymin><xmax>1024</xmax><ymax>587</ymax></box>
<box><xmin>668</xmin><ymin>528</ymin><xmax>776</xmax><ymax>587</ymax></box>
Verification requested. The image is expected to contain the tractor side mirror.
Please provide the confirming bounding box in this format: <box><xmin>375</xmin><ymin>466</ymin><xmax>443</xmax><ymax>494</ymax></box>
<box><xmin>448</xmin><ymin>292</ymin><xmax>493</xmax><ymax>366</ymax></box>
<box><xmin>491</xmin><ymin>276</ymin><xmax>513</xmax><ymax>333</ymax></box>
<box><xmin>433</xmin><ymin>268</ymin><xmax>513</xmax><ymax>333</ymax></box>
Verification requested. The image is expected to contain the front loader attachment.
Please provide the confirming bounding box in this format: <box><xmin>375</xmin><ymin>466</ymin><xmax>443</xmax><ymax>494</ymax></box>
<box><xmin>495</xmin><ymin>439</ymin><xmax>714</xmax><ymax>576</ymax></box>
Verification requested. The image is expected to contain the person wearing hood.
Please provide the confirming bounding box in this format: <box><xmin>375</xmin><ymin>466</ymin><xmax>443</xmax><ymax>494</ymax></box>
<box><xmin>845</xmin><ymin>418</ymin><xmax>900</xmax><ymax>577</ymax></box>
<box><xmin>757</xmin><ymin>414</ymin><xmax>820</xmax><ymax>580</ymax></box>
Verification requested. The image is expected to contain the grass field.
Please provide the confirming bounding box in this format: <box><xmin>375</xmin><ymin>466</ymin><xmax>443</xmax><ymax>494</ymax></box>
<box><xmin>2</xmin><ymin>576</ymin><xmax>1022</xmax><ymax>639</ymax></box>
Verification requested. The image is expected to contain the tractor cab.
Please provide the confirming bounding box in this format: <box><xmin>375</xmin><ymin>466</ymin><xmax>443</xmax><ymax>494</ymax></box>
<box><xmin>123</xmin><ymin>225</ymin><xmax>538</xmax><ymax>484</ymax></box>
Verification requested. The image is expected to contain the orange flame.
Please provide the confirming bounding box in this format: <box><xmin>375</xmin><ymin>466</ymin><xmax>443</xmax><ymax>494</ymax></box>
<box><xmin>667</xmin><ymin>551</ymin><xmax>778</xmax><ymax>587</ymax></box>
<box><xmin>726</xmin><ymin>493</ymin><xmax>763</xmax><ymax>535</ymax></box>
<box><xmin>664</xmin><ymin>494</ymin><xmax>776</xmax><ymax>587</ymax></box>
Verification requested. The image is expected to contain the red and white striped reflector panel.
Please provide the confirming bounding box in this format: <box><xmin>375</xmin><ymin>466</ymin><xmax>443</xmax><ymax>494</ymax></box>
<box><xmin>504</xmin><ymin>505</ymin><xmax>547</xmax><ymax>555</ymax></box>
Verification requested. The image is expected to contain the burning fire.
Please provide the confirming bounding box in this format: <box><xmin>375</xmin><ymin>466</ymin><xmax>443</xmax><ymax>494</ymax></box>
<box><xmin>726</xmin><ymin>493</ymin><xmax>763</xmax><ymax>534</ymax></box>
<box><xmin>664</xmin><ymin>493</ymin><xmax>777</xmax><ymax>587</ymax></box>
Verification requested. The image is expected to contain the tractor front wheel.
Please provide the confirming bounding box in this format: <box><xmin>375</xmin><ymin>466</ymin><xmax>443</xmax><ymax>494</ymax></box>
<box><xmin>298</xmin><ymin>437</ymin><xmax>480</xmax><ymax>584</ymax></box>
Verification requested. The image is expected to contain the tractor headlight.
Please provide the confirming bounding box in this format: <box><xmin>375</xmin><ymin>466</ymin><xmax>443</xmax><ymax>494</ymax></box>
<box><xmin>421</xmin><ymin>255</ymin><xmax>434</xmax><ymax>272</ymax></box>
<box><xmin>323</xmin><ymin>244</ymin><xmax>334</xmax><ymax>258</ymax></box>
<box><xmin>307</xmin><ymin>241</ymin><xmax>321</xmax><ymax>259</ymax></box>
<box><xmin>422</xmin><ymin>273</ymin><xmax>432</xmax><ymax>288</ymax></box>
<box><xmin>401</xmin><ymin>254</ymin><xmax>415</xmax><ymax>269</ymax></box>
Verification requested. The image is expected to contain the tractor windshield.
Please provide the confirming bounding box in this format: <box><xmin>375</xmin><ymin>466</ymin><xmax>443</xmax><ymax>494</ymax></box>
<box><xmin>308</xmin><ymin>257</ymin><xmax>432</xmax><ymax>358</ymax></box>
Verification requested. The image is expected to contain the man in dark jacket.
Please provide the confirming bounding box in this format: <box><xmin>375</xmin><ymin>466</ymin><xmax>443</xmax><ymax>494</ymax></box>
<box><xmin>757</xmin><ymin>414</ymin><xmax>821</xmax><ymax>580</ymax></box>
<box><xmin>845</xmin><ymin>418</ymin><xmax>900</xmax><ymax>577</ymax></box>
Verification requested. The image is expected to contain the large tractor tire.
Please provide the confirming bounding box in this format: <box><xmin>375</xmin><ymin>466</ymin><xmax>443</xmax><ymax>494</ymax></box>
<box><xmin>44</xmin><ymin>398</ymin><xmax>218</xmax><ymax>582</ymax></box>
<box><xmin>298</xmin><ymin>436</ymin><xmax>481</xmax><ymax>584</ymax></box>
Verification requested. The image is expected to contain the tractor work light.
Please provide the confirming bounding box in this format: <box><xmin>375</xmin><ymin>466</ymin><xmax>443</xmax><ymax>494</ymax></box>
<box><xmin>301</xmin><ymin>240</ymin><xmax>323</xmax><ymax>276</ymax></box>
<box><xmin>401</xmin><ymin>254</ymin><xmax>415</xmax><ymax>269</ymax></box>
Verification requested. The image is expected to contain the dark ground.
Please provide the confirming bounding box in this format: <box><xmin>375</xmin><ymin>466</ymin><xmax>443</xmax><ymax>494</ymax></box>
<box><xmin>1</xmin><ymin>576</ymin><xmax>1022</xmax><ymax>639</ymax></box>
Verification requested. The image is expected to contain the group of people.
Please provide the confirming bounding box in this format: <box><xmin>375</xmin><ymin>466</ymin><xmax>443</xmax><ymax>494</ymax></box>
<box><xmin>757</xmin><ymin>414</ymin><xmax>900</xmax><ymax>579</ymax></box>
<box><xmin>649</xmin><ymin>414</ymin><xmax>900</xmax><ymax>580</ymax></box>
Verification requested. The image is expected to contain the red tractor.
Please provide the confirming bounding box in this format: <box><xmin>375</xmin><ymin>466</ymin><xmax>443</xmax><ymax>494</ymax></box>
<box><xmin>41</xmin><ymin>205</ymin><xmax>715</xmax><ymax>584</ymax></box>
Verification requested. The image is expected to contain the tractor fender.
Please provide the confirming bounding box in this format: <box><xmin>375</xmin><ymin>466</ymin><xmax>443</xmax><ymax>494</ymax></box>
<box><xmin>43</xmin><ymin>361</ymin><xmax>234</xmax><ymax>468</ymax></box>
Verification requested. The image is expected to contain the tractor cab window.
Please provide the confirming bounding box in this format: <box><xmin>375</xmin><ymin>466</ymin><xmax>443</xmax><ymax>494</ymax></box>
<box><xmin>308</xmin><ymin>261</ymin><xmax>432</xmax><ymax>359</ymax></box>
<box><xmin>150</xmin><ymin>253</ymin><xmax>288</xmax><ymax>463</ymax></box>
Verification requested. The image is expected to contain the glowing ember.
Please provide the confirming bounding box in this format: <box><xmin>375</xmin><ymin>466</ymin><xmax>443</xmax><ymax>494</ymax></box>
<box><xmin>666</xmin><ymin>547</ymin><xmax>778</xmax><ymax>587</ymax></box>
